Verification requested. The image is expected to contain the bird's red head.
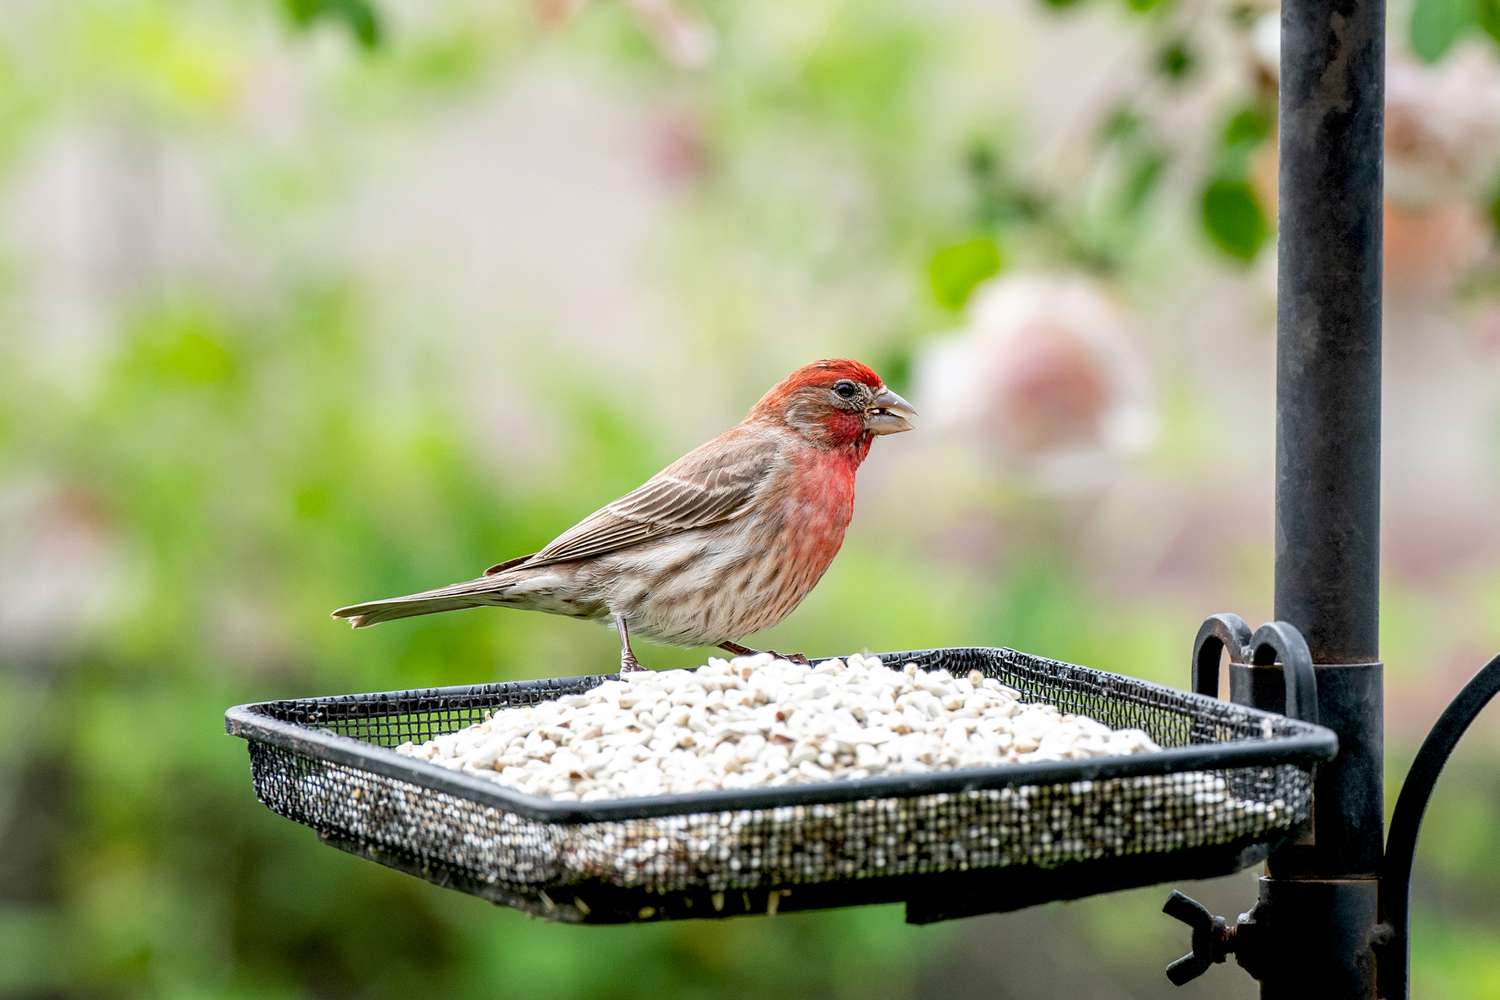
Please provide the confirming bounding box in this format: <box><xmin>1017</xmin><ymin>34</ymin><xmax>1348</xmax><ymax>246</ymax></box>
<box><xmin>749</xmin><ymin>359</ymin><xmax>917</xmax><ymax>451</ymax></box>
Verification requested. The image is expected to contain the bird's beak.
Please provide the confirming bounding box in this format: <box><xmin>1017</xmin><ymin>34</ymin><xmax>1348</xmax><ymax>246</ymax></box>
<box><xmin>865</xmin><ymin>387</ymin><xmax>917</xmax><ymax>435</ymax></box>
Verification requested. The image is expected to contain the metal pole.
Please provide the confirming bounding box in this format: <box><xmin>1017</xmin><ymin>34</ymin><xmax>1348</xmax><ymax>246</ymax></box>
<box><xmin>1268</xmin><ymin>0</ymin><xmax>1385</xmax><ymax>995</ymax></box>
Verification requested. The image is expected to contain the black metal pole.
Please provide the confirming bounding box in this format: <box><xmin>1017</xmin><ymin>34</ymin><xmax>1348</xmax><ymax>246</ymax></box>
<box><xmin>1277</xmin><ymin>0</ymin><xmax>1385</xmax><ymax>669</ymax></box>
<box><xmin>1267</xmin><ymin>0</ymin><xmax>1385</xmax><ymax>995</ymax></box>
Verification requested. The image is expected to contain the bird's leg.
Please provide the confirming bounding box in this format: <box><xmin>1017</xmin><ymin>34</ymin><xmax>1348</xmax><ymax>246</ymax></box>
<box><xmin>718</xmin><ymin>641</ymin><xmax>810</xmax><ymax>666</ymax></box>
<box><xmin>614</xmin><ymin>614</ymin><xmax>648</xmax><ymax>673</ymax></box>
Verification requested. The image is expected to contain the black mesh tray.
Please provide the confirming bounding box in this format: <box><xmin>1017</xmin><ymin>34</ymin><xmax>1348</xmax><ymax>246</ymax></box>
<box><xmin>225</xmin><ymin>647</ymin><xmax>1337</xmax><ymax>924</ymax></box>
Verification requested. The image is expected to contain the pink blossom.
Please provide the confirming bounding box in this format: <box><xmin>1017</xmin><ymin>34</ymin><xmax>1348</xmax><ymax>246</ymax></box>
<box><xmin>1386</xmin><ymin>45</ymin><xmax>1500</xmax><ymax>206</ymax></box>
<box><xmin>1384</xmin><ymin>199</ymin><xmax>1489</xmax><ymax>299</ymax></box>
<box><xmin>1248</xmin><ymin>29</ymin><xmax>1500</xmax><ymax>204</ymax></box>
<box><xmin>915</xmin><ymin>274</ymin><xmax>1154</xmax><ymax>489</ymax></box>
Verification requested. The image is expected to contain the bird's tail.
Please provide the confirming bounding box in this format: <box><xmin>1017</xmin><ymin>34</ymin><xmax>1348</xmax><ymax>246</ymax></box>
<box><xmin>331</xmin><ymin>575</ymin><xmax>511</xmax><ymax>629</ymax></box>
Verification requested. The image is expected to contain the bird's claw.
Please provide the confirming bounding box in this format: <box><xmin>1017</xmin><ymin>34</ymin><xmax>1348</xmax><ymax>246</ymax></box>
<box><xmin>717</xmin><ymin>642</ymin><xmax>808</xmax><ymax>665</ymax></box>
<box><xmin>620</xmin><ymin>655</ymin><xmax>649</xmax><ymax>674</ymax></box>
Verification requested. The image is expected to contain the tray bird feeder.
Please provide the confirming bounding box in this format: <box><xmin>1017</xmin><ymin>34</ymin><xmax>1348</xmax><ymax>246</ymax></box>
<box><xmin>226</xmin><ymin>647</ymin><xmax>1335</xmax><ymax>924</ymax></box>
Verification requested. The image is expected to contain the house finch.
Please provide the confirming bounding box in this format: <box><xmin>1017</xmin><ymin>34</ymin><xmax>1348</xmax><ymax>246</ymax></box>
<box><xmin>332</xmin><ymin>359</ymin><xmax>916</xmax><ymax>671</ymax></box>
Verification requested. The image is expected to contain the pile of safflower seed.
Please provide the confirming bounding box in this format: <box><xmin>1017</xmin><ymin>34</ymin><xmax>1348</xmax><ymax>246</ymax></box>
<box><xmin>395</xmin><ymin>653</ymin><xmax>1165</xmax><ymax>801</ymax></box>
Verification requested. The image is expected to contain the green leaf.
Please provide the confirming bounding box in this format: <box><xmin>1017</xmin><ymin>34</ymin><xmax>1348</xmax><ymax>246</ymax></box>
<box><xmin>1477</xmin><ymin>0</ymin><xmax>1500</xmax><ymax>41</ymax></box>
<box><xmin>1156</xmin><ymin>38</ymin><xmax>1196</xmax><ymax>81</ymax></box>
<box><xmin>1201</xmin><ymin>178</ymin><xmax>1269</xmax><ymax>262</ymax></box>
<box><xmin>1410</xmin><ymin>0</ymin><xmax>1473</xmax><ymax>63</ymax></box>
<box><xmin>282</xmin><ymin>0</ymin><xmax>382</xmax><ymax>50</ymax></box>
<box><xmin>964</xmin><ymin>139</ymin><xmax>998</xmax><ymax>180</ymax></box>
<box><xmin>927</xmin><ymin>236</ymin><xmax>1003</xmax><ymax>310</ymax></box>
<box><xmin>1098</xmin><ymin>106</ymin><xmax>1144</xmax><ymax>144</ymax></box>
<box><xmin>1222</xmin><ymin>106</ymin><xmax>1271</xmax><ymax>148</ymax></box>
<box><xmin>1119</xmin><ymin>148</ymin><xmax>1168</xmax><ymax>217</ymax></box>
<box><xmin>1212</xmin><ymin>104</ymin><xmax>1273</xmax><ymax>177</ymax></box>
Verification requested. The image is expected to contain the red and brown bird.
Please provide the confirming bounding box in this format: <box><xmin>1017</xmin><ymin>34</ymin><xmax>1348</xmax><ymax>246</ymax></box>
<box><xmin>332</xmin><ymin>359</ymin><xmax>916</xmax><ymax>671</ymax></box>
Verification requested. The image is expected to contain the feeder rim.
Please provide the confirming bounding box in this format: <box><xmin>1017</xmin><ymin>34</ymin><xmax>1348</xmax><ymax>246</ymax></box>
<box><xmin>224</xmin><ymin>646</ymin><xmax>1338</xmax><ymax>824</ymax></box>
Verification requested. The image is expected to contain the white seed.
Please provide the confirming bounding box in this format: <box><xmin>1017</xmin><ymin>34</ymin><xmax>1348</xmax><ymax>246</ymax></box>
<box><xmin>396</xmin><ymin>654</ymin><xmax>1167</xmax><ymax>799</ymax></box>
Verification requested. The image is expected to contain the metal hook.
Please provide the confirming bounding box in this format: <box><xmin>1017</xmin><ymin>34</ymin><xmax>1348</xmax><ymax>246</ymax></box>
<box><xmin>1191</xmin><ymin>614</ymin><xmax>1318</xmax><ymax>725</ymax></box>
<box><xmin>1248</xmin><ymin>622</ymin><xmax>1320</xmax><ymax>727</ymax></box>
<box><xmin>1191</xmin><ymin>613</ymin><xmax>1254</xmax><ymax>699</ymax></box>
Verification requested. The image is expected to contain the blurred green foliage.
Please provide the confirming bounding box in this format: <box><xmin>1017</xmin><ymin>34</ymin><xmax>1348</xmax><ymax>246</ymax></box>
<box><xmin>1199</xmin><ymin>106</ymin><xmax>1274</xmax><ymax>263</ymax></box>
<box><xmin>282</xmin><ymin>0</ymin><xmax>382</xmax><ymax>50</ymax></box>
<box><xmin>1409</xmin><ymin>0</ymin><xmax>1500</xmax><ymax>59</ymax></box>
<box><xmin>1412</xmin><ymin>0</ymin><xmax>1480</xmax><ymax>60</ymax></box>
<box><xmin>1201</xmin><ymin>179</ymin><xmax>1269</xmax><ymax>262</ymax></box>
<box><xmin>927</xmin><ymin>236</ymin><xmax>1004</xmax><ymax>311</ymax></box>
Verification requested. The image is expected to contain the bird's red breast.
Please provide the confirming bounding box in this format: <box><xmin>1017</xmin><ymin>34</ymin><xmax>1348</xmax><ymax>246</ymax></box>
<box><xmin>783</xmin><ymin>445</ymin><xmax>861</xmax><ymax>568</ymax></box>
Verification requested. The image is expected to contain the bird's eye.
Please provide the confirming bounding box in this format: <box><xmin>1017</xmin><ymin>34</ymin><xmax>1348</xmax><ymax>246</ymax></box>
<box><xmin>832</xmin><ymin>380</ymin><xmax>860</xmax><ymax>400</ymax></box>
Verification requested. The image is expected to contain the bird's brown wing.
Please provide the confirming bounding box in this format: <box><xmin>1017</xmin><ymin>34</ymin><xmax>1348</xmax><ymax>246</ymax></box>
<box><xmin>489</xmin><ymin>426</ymin><xmax>779</xmax><ymax>573</ymax></box>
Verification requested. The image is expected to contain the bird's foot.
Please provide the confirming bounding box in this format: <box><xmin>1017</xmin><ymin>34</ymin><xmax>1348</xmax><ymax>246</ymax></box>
<box><xmin>614</xmin><ymin>614</ymin><xmax>649</xmax><ymax>673</ymax></box>
<box><xmin>718</xmin><ymin>641</ymin><xmax>809</xmax><ymax>665</ymax></box>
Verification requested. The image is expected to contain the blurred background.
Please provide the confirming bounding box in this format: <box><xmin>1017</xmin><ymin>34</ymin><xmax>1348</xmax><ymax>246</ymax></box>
<box><xmin>3</xmin><ymin>0</ymin><xmax>1499</xmax><ymax>996</ymax></box>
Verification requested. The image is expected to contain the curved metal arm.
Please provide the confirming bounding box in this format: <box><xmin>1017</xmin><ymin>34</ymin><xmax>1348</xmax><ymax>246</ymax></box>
<box><xmin>1378</xmin><ymin>653</ymin><xmax>1500</xmax><ymax>1000</ymax></box>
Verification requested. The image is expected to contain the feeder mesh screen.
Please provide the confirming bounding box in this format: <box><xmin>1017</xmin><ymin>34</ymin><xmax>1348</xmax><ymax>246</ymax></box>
<box><xmin>240</xmin><ymin>649</ymin><xmax>1315</xmax><ymax>919</ymax></box>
